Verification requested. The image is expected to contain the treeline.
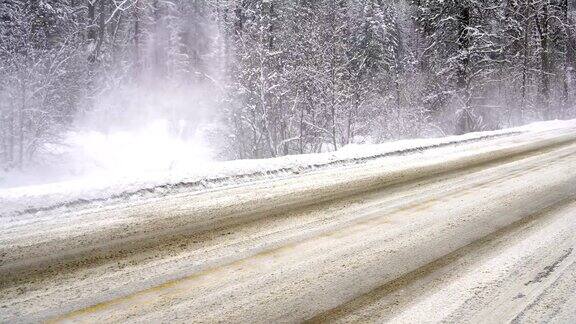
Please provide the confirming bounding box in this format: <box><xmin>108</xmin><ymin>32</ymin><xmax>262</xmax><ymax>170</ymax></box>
<box><xmin>1</xmin><ymin>0</ymin><xmax>575</xmax><ymax>168</ymax></box>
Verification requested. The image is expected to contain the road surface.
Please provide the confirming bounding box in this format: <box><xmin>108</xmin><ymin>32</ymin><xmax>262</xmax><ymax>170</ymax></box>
<box><xmin>1</xmin><ymin>125</ymin><xmax>576</xmax><ymax>323</ymax></box>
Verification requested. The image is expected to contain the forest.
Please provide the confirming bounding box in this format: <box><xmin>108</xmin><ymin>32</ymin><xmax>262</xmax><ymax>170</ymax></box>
<box><xmin>1</xmin><ymin>0</ymin><xmax>575</xmax><ymax>170</ymax></box>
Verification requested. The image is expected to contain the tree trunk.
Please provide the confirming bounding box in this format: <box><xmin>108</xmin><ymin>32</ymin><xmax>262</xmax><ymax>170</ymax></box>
<box><xmin>456</xmin><ymin>5</ymin><xmax>472</xmax><ymax>134</ymax></box>
<box><xmin>18</xmin><ymin>81</ymin><xmax>26</xmax><ymax>169</ymax></box>
<box><xmin>260</xmin><ymin>0</ymin><xmax>277</xmax><ymax>157</ymax></box>
<box><xmin>535</xmin><ymin>0</ymin><xmax>551</xmax><ymax>119</ymax></box>
<box><xmin>133</xmin><ymin>0</ymin><xmax>141</xmax><ymax>80</ymax></box>
<box><xmin>94</xmin><ymin>0</ymin><xmax>106</xmax><ymax>61</ymax></box>
<box><xmin>561</xmin><ymin>0</ymin><xmax>572</xmax><ymax>117</ymax></box>
<box><xmin>328</xmin><ymin>1</ymin><xmax>338</xmax><ymax>151</ymax></box>
<box><xmin>520</xmin><ymin>1</ymin><xmax>531</xmax><ymax>123</ymax></box>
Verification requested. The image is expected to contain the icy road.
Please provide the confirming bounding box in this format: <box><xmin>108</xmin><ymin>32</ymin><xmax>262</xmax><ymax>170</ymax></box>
<box><xmin>2</xmin><ymin>122</ymin><xmax>576</xmax><ymax>323</ymax></box>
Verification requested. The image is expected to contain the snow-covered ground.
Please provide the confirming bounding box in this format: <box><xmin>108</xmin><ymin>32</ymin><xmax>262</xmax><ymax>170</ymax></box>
<box><xmin>1</xmin><ymin>119</ymin><xmax>575</xmax><ymax>217</ymax></box>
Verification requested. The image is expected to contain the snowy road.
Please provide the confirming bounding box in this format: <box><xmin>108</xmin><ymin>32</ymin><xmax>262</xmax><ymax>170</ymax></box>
<box><xmin>2</xmin><ymin>124</ymin><xmax>576</xmax><ymax>323</ymax></box>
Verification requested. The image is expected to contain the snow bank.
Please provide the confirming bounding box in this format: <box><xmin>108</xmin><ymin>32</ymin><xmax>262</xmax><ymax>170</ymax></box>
<box><xmin>1</xmin><ymin>119</ymin><xmax>575</xmax><ymax>217</ymax></box>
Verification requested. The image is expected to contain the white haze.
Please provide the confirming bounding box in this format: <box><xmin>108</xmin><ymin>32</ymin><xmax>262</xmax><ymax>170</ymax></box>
<box><xmin>0</xmin><ymin>85</ymin><xmax>215</xmax><ymax>189</ymax></box>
